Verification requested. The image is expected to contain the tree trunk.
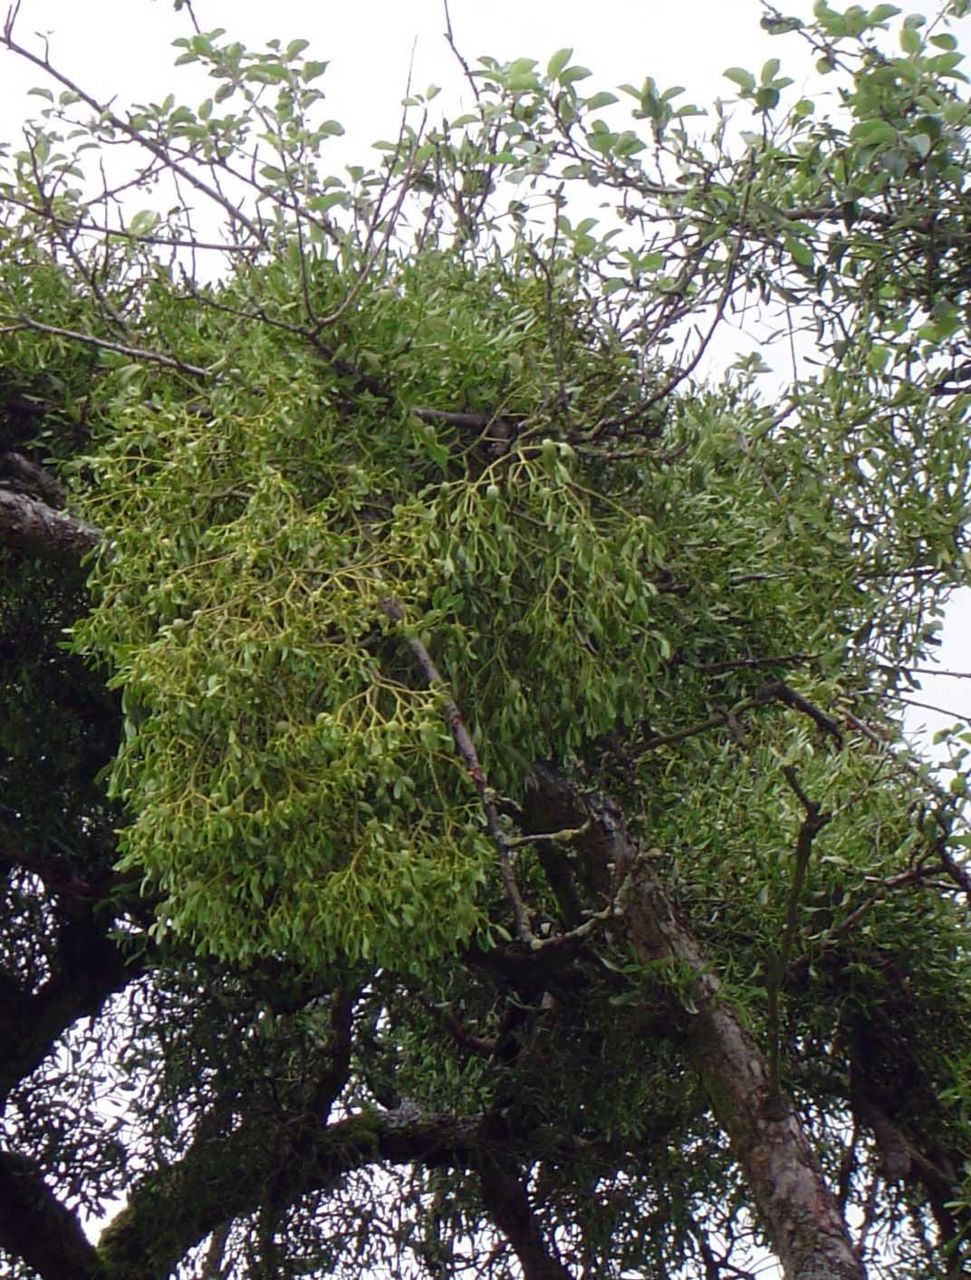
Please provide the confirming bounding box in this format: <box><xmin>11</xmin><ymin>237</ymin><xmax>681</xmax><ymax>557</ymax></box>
<box><xmin>526</xmin><ymin>769</ymin><xmax>865</xmax><ymax>1280</ymax></box>
<box><xmin>624</xmin><ymin>863</ymin><xmax>864</xmax><ymax>1280</ymax></box>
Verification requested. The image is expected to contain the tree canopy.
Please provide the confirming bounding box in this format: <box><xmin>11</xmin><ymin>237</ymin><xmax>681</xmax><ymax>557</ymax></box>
<box><xmin>1</xmin><ymin>2</ymin><xmax>971</xmax><ymax>1277</ymax></box>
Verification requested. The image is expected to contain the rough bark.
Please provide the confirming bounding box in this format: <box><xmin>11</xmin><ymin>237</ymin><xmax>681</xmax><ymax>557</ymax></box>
<box><xmin>525</xmin><ymin>769</ymin><xmax>865</xmax><ymax>1280</ymax></box>
<box><xmin>0</xmin><ymin>488</ymin><xmax>99</xmax><ymax>559</ymax></box>
<box><xmin>0</xmin><ymin>452</ymin><xmax>67</xmax><ymax>507</ymax></box>
<box><xmin>98</xmin><ymin>1111</ymin><xmax>479</xmax><ymax>1280</ymax></box>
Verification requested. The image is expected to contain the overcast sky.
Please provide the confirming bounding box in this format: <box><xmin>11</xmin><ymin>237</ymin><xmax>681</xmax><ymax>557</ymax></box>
<box><xmin>2</xmin><ymin>0</ymin><xmax>808</xmax><ymax>128</ymax></box>
<box><xmin>1</xmin><ymin>0</ymin><xmax>970</xmax><ymax>746</ymax></box>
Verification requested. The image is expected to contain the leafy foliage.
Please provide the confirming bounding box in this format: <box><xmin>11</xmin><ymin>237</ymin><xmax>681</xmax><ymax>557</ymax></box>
<box><xmin>0</xmin><ymin>2</ymin><xmax>970</xmax><ymax>1278</ymax></box>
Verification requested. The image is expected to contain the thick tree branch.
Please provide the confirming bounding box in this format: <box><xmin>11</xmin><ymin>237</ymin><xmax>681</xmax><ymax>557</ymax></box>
<box><xmin>0</xmin><ymin>911</ymin><xmax>135</xmax><ymax>1101</ymax></box>
<box><xmin>0</xmin><ymin>452</ymin><xmax>67</xmax><ymax>506</ymax></box>
<box><xmin>0</xmin><ymin>488</ymin><xmax>99</xmax><ymax>559</ymax></box>
<box><xmin>98</xmin><ymin>1109</ymin><xmax>480</xmax><ymax>1280</ymax></box>
<box><xmin>0</xmin><ymin>1149</ymin><xmax>105</xmax><ymax>1280</ymax></box>
<box><xmin>478</xmin><ymin>1132</ymin><xmax>574</xmax><ymax>1280</ymax></box>
<box><xmin>524</xmin><ymin>767</ymin><xmax>864</xmax><ymax>1280</ymax></box>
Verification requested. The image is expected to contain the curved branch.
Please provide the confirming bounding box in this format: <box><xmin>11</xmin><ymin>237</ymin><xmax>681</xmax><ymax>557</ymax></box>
<box><xmin>98</xmin><ymin>1109</ymin><xmax>480</xmax><ymax>1280</ymax></box>
<box><xmin>478</xmin><ymin>1136</ymin><xmax>574</xmax><ymax>1280</ymax></box>
<box><xmin>0</xmin><ymin>910</ymin><xmax>135</xmax><ymax>1102</ymax></box>
<box><xmin>0</xmin><ymin>1149</ymin><xmax>105</xmax><ymax>1280</ymax></box>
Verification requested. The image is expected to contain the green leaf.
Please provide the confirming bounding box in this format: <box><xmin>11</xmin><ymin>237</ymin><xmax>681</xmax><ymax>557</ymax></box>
<box><xmin>243</xmin><ymin>68</ymin><xmax>275</xmax><ymax>85</ymax></box>
<box><xmin>310</xmin><ymin>191</ymin><xmax>348</xmax><ymax>213</ymax></box>
<box><xmin>928</xmin><ymin>51</ymin><xmax>966</xmax><ymax>77</ymax></box>
<box><xmin>724</xmin><ymin>67</ymin><xmax>756</xmax><ymax>94</ymax></box>
<box><xmin>560</xmin><ymin>65</ymin><xmax>593</xmax><ymax>85</ymax></box>
<box><xmin>761</xmin><ymin>15</ymin><xmax>803</xmax><ymax>33</ymax></box>
<box><xmin>907</xmin><ymin>132</ymin><xmax>932</xmax><ymax>158</ymax></box>
<box><xmin>760</xmin><ymin>58</ymin><xmax>781</xmax><ymax>85</ymax></box>
<box><xmin>584</xmin><ymin>91</ymin><xmax>619</xmax><ymax>110</ymax></box>
<box><xmin>129</xmin><ymin>209</ymin><xmax>160</xmax><ymax>235</ymax></box>
<box><xmin>850</xmin><ymin>119</ymin><xmax>897</xmax><ymax>146</ymax></box>
<box><xmin>547</xmin><ymin>47</ymin><xmax>573</xmax><ymax>79</ymax></box>
<box><xmin>787</xmin><ymin>237</ymin><xmax>814</xmax><ymax>269</ymax></box>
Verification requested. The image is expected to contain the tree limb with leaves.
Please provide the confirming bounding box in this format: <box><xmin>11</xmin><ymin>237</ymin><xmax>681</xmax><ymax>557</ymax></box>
<box><xmin>1</xmin><ymin>2</ymin><xmax>971</xmax><ymax>1278</ymax></box>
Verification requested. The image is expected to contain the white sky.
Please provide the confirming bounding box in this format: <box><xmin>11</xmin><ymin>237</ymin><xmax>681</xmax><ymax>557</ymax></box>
<box><xmin>1</xmin><ymin>0</ymin><xmax>969</xmax><ymax>746</ymax></box>
<box><xmin>2</xmin><ymin>1</ymin><xmax>806</xmax><ymax>124</ymax></box>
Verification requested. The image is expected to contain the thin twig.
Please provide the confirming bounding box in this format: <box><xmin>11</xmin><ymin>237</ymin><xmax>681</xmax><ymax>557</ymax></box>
<box><xmin>23</xmin><ymin>132</ymin><xmax>129</xmax><ymax>335</ymax></box>
<box><xmin>765</xmin><ymin>767</ymin><xmax>831</xmax><ymax>1092</ymax></box>
<box><xmin>1</xmin><ymin>18</ymin><xmax>265</xmax><ymax>245</ymax></box>
<box><xmin>891</xmin><ymin>665</ymin><xmax>971</xmax><ymax>680</ymax></box>
<box><xmin>443</xmin><ymin>0</ymin><xmax>481</xmax><ymax>103</ymax></box>
<box><xmin>316</xmin><ymin>111</ymin><xmax>424</xmax><ymax>328</ymax></box>
<box><xmin>809</xmin><ymin>858</ymin><xmax>955</xmax><ymax>955</ymax></box>
<box><xmin>688</xmin><ymin>652</ymin><xmax>815</xmax><ymax>675</ymax></box>
<box><xmin>594</xmin><ymin>152</ymin><xmax>757</xmax><ymax>433</ymax></box>
<box><xmin>639</xmin><ymin>679</ymin><xmax>841</xmax><ymax>757</ymax></box>
<box><xmin>0</xmin><ymin>316</ymin><xmax>207</xmax><ymax>378</ymax></box>
<box><xmin>506</xmin><ymin>819</ymin><xmax>591</xmax><ymax>849</ymax></box>
<box><xmin>379</xmin><ymin>597</ymin><xmax>533</xmax><ymax>942</ymax></box>
<box><xmin>897</xmin><ymin>694</ymin><xmax>971</xmax><ymax>725</ymax></box>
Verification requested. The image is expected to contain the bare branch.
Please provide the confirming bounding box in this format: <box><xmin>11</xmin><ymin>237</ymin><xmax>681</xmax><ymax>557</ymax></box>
<box><xmin>1</xmin><ymin>19</ymin><xmax>266</xmax><ymax>247</ymax></box>
<box><xmin>0</xmin><ymin>316</ymin><xmax>207</xmax><ymax>378</ymax></box>
<box><xmin>443</xmin><ymin>0</ymin><xmax>481</xmax><ymax>103</ymax></box>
